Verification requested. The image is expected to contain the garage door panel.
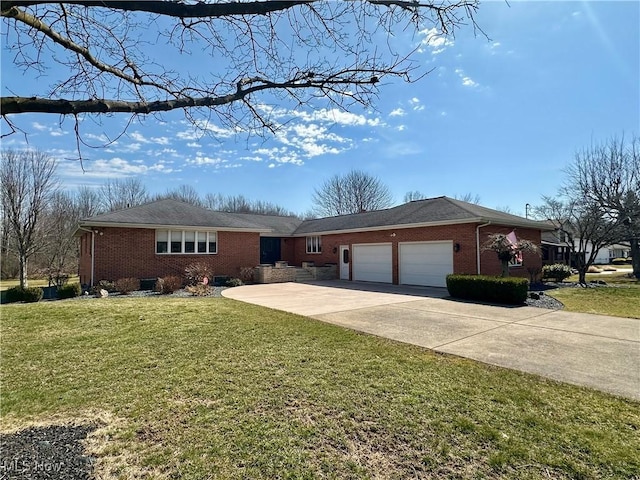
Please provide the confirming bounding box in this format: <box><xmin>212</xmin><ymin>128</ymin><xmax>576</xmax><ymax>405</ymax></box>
<box><xmin>399</xmin><ymin>242</ymin><xmax>453</xmax><ymax>288</ymax></box>
<box><xmin>353</xmin><ymin>244</ymin><xmax>392</xmax><ymax>283</ymax></box>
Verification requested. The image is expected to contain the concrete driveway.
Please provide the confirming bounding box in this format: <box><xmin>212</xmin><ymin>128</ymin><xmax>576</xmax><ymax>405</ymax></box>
<box><xmin>223</xmin><ymin>280</ymin><xmax>640</xmax><ymax>400</ymax></box>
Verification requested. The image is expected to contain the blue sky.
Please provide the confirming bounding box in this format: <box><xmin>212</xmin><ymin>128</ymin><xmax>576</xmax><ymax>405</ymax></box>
<box><xmin>1</xmin><ymin>1</ymin><xmax>639</xmax><ymax>217</ymax></box>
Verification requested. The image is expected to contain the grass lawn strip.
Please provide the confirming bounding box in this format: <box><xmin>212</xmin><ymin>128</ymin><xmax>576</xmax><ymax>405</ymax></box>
<box><xmin>1</xmin><ymin>297</ymin><xmax>639</xmax><ymax>479</ymax></box>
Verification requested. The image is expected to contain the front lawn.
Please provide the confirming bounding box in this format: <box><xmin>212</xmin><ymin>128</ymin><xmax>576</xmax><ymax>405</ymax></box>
<box><xmin>1</xmin><ymin>297</ymin><xmax>639</xmax><ymax>478</ymax></box>
<box><xmin>548</xmin><ymin>285</ymin><xmax>640</xmax><ymax>319</ymax></box>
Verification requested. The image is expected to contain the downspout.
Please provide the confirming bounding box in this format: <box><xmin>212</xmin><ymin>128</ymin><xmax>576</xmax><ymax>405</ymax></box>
<box><xmin>476</xmin><ymin>221</ymin><xmax>492</xmax><ymax>274</ymax></box>
<box><xmin>77</xmin><ymin>226</ymin><xmax>95</xmax><ymax>287</ymax></box>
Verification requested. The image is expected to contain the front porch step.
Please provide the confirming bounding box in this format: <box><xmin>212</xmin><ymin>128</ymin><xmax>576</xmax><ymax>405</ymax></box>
<box><xmin>294</xmin><ymin>268</ymin><xmax>315</xmax><ymax>283</ymax></box>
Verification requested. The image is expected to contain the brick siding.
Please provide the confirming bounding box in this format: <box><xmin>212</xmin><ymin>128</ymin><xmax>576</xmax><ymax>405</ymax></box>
<box><xmin>79</xmin><ymin>227</ymin><xmax>259</xmax><ymax>285</ymax></box>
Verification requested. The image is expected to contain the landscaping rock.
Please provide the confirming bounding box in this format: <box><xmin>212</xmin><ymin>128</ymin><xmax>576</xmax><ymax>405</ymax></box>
<box><xmin>97</xmin><ymin>289</ymin><xmax>109</xmax><ymax>298</ymax></box>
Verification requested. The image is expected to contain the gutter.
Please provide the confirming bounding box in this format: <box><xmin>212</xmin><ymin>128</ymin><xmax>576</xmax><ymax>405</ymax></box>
<box><xmin>77</xmin><ymin>226</ymin><xmax>95</xmax><ymax>287</ymax></box>
<box><xmin>476</xmin><ymin>221</ymin><xmax>492</xmax><ymax>274</ymax></box>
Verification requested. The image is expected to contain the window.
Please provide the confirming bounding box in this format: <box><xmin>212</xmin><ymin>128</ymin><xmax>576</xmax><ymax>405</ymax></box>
<box><xmin>509</xmin><ymin>255</ymin><xmax>522</xmax><ymax>268</ymax></box>
<box><xmin>156</xmin><ymin>230</ymin><xmax>217</xmax><ymax>254</ymax></box>
<box><xmin>306</xmin><ymin>236</ymin><xmax>322</xmax><ymax>254</ymax></box>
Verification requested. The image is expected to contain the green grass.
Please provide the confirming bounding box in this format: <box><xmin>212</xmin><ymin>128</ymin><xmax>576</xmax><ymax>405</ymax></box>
<box><xmin>548</xmin><ymin>286</ymin><xmax>640</xmax><ymax>319</ymax></box>
<box><xmin>0</xmin><ymin>276</ymin><xmax>80</xmax><ymax>291</ymax></box>
<box><xmin>547</xmin><ymin>271</ymin><xmax>640</xmax><ymax>318</ymax></box>
<box><xmin>2</xmin><ymin>297</ymin><xmax>639</xmax><ymax>478</ymax></box>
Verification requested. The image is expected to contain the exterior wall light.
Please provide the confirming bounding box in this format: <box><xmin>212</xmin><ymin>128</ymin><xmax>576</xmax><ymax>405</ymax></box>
<box><xmin>454</xmin><ymin>243</ymin><xmax>461</xmax><ymax>252</ymax></box>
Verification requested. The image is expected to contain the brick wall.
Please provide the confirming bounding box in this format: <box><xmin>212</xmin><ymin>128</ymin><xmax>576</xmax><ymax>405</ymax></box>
<box><xmin>80</xmin><ymin>227</ymin><xmax>259</xmax><ymax>284</ymax></box>
<box><xmin>291</xmin><ymin>223</ymin><xmax>542</xmax><ymax>283</ymax></box>
<box><xmin>478</xmin><ymin>226</ymin><xmax>542</xmax><ymax>278</ymax></box>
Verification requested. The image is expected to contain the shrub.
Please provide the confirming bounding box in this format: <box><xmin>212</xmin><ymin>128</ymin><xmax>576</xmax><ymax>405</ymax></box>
<box><xmin>611</xmin><ymin>257</ymin><xmax>627</xmax><ymax>265</ymax></box>
<box><xmin>446</xmin><ymin>274</ymin><xmax>529</xmax><ymax>305</ymax></box>
<box><xmin>58</xmin><ymin>283</ymin><xmax>81</xmax><ymax>299</ymax></box>
<box><xmin>185</xmin><ymin>262</ymin><xmax>213</xmax><ymax>286</ymax></box>
<box><xmin>226</xmin><ymin>278</ymin><xmax>244</xmax><ymax>287</ymax></box>
<box><xmin>114</xmin><ymin>277</ymin><xmax>140</xmax><ymax>294</ymax></box>
<box><xmin>185</xmin><ymin>284</ymin><xmax>212</xmax><ymax>296</ymax></box>
<box><xmin>542</xmin><ymin>263</ymin><xmax>572</xmax><ymax>282</ymax></box>
<box><xmin>155</xmin><ymin>275</ymin><xmax>183</xmax><ymax>294</ymax></box>
<box><xmin>4</xmin><ymin>286</ymin><xmax>44</xmax><ymax>303</ymax></box>
<box><xmin>239</xmin><ymin>266</ymin><xmax>255</xmax><ymax>284</ymax></box>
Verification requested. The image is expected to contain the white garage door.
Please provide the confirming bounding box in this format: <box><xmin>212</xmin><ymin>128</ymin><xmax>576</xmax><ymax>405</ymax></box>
<box><xmin>399</xmin><ymin>241</ymin><xmax>453</xmax><ymax>288</ymax></box>
<box><xmin>352</xmin><ymin>243</ymin><xmax>392</xmax><ymax>283</ymax></box>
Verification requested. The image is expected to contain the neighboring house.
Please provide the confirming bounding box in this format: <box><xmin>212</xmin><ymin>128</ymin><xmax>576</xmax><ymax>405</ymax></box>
<box><xmin>76</xmin><ymin>196</ymin><xmax>552</xmax><ymax>288</ymax></box>
<box><xmin>541</xmin><ymin>231</ymin><xmax>631</xmax><ymax>266</ymax></box>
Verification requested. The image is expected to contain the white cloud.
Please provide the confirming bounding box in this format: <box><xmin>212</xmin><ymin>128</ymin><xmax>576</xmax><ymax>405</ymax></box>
<box><xmin>186</xmin><ymin>154</ymin><xmax>226</xmax><ymax>166</ymax></box>
<box><xmin>455</xmin><ymin>68</ymin><xmax>479</xmax><ymax>88</ymax></box>
<box><xmin>389</xmin><ymin>108</ymin><xmax>406</xmax><ymax>117</ymax></box>
<box><xmin>186</xmin><ymin>142</ymin><xmax>200</xmax><ymax>148</ymax></box>
<box><xmin>58</xmin><ymin>156</ymin><xmax>173</xmax><ymax>178</ymax></box>
<box><xmin>409</xmin><ymin>97</ymin><xmax>425</xmax><ymax>111</ymax></box>
<box><xmin>417</xmin><ymin>27</ymin><xmax>454</xmax><ymax>55</ymax></box>
<box><xmin>129</xmin><ymin>131</ymin><xmax>170</xmax><ymax>145</ymax></box>
<box><xmin>32</xmin><ymin>122</ymin><xmax>47</xmax><ymax>131</ymax></box>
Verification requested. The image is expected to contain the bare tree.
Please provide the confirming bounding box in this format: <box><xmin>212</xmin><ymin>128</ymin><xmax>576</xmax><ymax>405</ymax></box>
<box><xmin>454</xmin><ymin>192</ymin><xmax>481</xmax><ymax>204</ymax></box>
<box><xmin>39</xmin><ymin>191</ymin><xmax>81</xmax><ymax>285</ymax></box>
<box><xmin>537</xmin><ymin>196</ymin><xmax>625</xmax><ymax>284</ymax></box>
<box><xmin>404</xmin><ymin>190</ymin><xmax>427</xmax><ymax>202</ymax></box>
<box><xmin>204</xmin><ymin>193</ymin><xmax>294</xmax><ymax>215</ymax></box>
<box><xmin>565</xmin><ymin>135</ymin><xmax>640</xmax><ymax>278</ymax></box>
<box><xmin>312</xmin><ymin>169</ymin><xmax>393</xmax><ymax>216</ymax></box>
<box><xmin>99</xmin><ymin>178</ymin><xmax>149</xmax><ymax>212</ymax></box>
<box><xmin>75</xmin><ymin>186</ymin><xmax>103</xmax><ymax>218</ymax></box>
<box><xmin>0</xmin><ymin>149</ymin><xmax>58</xmax><ymax>288</ymax></box>
<box><xmin>1</xmin><ymin>1</ymin><xmax>480</xmax><ymax>152</ymax></box>
<box><xmin>156</xmin><ymin>185</ymin><xmax>204</xmax><ymax>207</ymax></box>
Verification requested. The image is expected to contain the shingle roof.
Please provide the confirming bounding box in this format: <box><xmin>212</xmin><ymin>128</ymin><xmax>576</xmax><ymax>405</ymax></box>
<box><xmin>79</xmin><ymin>199</ymin><xmax>297</xmax><ymax>232</ymax></box>
<box><xmin>293</xmin><ymin>196</ymin><xmax>553</xmax><ymax>235</ymax></box>
<box><xmin>79</xmin><ymin>196</ymin><xmax>552</xmax><ymax>236</ymax></box>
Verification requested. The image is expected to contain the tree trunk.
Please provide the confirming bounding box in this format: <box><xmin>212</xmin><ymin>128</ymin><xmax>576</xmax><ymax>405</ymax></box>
<box><xmin>630</xmin><ymin>238</ymin><xmax>640</xmax><ymax>280</ymax></box>
<box><xmin>501</xmin><ymin>260</ymin><xmax>509</xmax><ymax>277</ymax></box>
<box><xmin>19</xmin><ymin>253</ymin><xmax>28</xmax><ymax>288</ymax></box>
<box><xmin>577</xmin><ymin>268</ymin><xmax>587</xmax><ymax>285</ymax></box>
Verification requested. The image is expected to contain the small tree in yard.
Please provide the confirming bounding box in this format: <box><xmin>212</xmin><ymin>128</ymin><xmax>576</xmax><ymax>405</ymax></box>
<box><xmin>483</xmin><ymin>232</ymin><xmax>538</xmax><ymax>278</ymax></box>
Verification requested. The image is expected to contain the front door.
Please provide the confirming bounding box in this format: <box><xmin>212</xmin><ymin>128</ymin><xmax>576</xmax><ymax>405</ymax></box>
<box><xmin>260</xmin><ymin>237</ymin><xmax>281</xmax><ymax>264</ymax></box>
<box><xmin>339</xmin><ymin>245</ymin><xmax>350</xmax><ymax>280</ymax></box>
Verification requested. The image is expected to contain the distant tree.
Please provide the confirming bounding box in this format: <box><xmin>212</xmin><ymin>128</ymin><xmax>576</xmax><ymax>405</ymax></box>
<box><xmin>0</xmin><ymin>149</ymin><xmax>58</xmax><ymax>288</ymax></box>
<box><xmin>565</xmin><ymin>135</ymin><xmax>640</xmax><ymax>278</ymax></box>
<box><xmin>204</xmin><ymin>193</ymin><xmax>294</xmax><ymax>216</ymax></box>
<box><xmin>483</xmin><ymin>232</ymin><xmax>538</xmax><ymax>278</ymax></box>
<box><xmin>537</xmin><ymin>196</ymin><xmax>625</xmax><ymax>284</ymax></box>
<box><xmin>39</xmin><ymin>191</ymin><xmax>81</xmax><ymax>285</ymax></box>
<box><xmin>404</xmin><ymin>191</ymin><xmax>427</xmax><ymax>202</ymax></box>
<box><xmin>1</xmin><ymin>0</ymin><xmax>480</xmax><ymax>154</ymax></box>
<box><xmin>455</xmin><ymin>192</ymin><xmax>481</xmax><ymax>204</ymax></box>
<box><xmin>99</xmin><ymin>178</ymin><xmax>149</xmax><ymax>212</ymax></box>
<box><xmin>75</xmin><ymin>186</ymin><xmax>103</xmax><ymax>218</ymax></box>
<box><xmin>312</xmin><ymin>170</ymin><xmax>393</xmax><ymax>217</ymax></box>
<box><xmin>157</xmin><ymin>185</ymin><xmax>204</xmax><ymax>207</ymax></box>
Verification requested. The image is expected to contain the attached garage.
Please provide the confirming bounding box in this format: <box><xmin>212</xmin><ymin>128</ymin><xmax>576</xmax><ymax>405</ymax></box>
<box><xmin>399</xmin><ymin>241</ymin><xmax>453</xmax><ymax>288</ymax></box>
<box><xmin>352</xmin><ymin>243</ymin><xmax>392</xmax><ymax>283</ymax></box>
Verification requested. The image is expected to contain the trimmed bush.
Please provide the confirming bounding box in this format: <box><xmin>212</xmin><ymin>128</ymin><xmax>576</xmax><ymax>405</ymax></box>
<box><xmin>5</xmin><ymin>287</ymin><xmax>25</xmax><ymax>303</ymax></box>
<box><xmin>155</xmin><ymin>275</ymin><xmax>183</xmax><ymax>294</ymax></box>
<box><xmin>114</xmin><ymin>277</ymin><xmax>140</xmax><ymax>294</ymax></box>
<box><xmin>58</xmin><ymin>283</ymin><xmax>81</xmax><ymax>299</ymax></box>
<box><xmin>4</xmin><ymin>286</ymin><xmax>44</xmax><ymax>303</ymax></box>
<box><xmin>446</xmin><ymin>274</ymin><xmax>529</xmax><ymax>305</ymax></box>
<box><xmin>542</xmin><ymin>263</ymin><xmax>572</xmax><ymax>282</ymax></box>
<box><xmin>226</xmin><ymin>278</ymin><xmax>244</xmax><ymax>287</ymax></box>
<box><xmin>90</xmin><ymin>280</ymin><xmax>117</xmax><ymax>295</ymax></box>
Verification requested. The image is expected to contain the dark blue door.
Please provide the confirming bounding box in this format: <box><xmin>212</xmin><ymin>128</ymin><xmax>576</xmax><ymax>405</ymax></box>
<box><xmin>260</xmin><ymin>237</ymin><xmax>281</xmax><ymax>264</ymax></box>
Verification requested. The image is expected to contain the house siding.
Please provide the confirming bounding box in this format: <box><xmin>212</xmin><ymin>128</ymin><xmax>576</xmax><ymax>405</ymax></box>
<box><xmin>79</xmin><ymin>227</ymin><xmax>259</xmax><ymax>285</ymax></box>
<box><xmin>291</xmin><ymin>224</ymin><xmax>542</xmax><ymax>283</ymax></box>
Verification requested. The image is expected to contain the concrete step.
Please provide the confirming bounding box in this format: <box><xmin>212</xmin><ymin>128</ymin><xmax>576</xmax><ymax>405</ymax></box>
<box><xmin>294</xmin><ymin>268</ymin><xmax>315</xmax><ymax>283</ymax></box>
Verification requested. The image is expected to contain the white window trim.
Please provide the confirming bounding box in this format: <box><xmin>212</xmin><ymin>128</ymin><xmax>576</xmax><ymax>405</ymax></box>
<box><xmin>508</xmin><ymin>257</ymin><xmax>522</xmax><ymax>268</ymax></box>
<box><xmin>306</xmin><ymin>235</ymin><xmax>322</xmax><ymax>254</ymax></box>
<box><xmin>156</xmin><ymin>229</ymin><xmax>217</xmax><ymax>255</ymax></box>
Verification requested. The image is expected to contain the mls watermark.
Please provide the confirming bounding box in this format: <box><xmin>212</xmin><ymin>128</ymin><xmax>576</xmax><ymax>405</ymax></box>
<box><xmin>0</xmin><ymin>458</ymin><xmax>64</xmax><ymax>475</ymax></box>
